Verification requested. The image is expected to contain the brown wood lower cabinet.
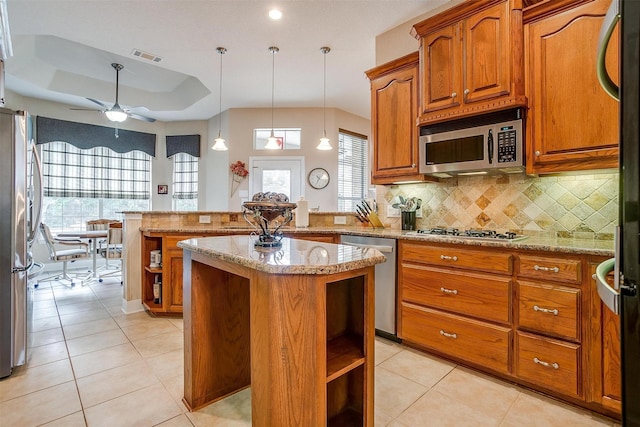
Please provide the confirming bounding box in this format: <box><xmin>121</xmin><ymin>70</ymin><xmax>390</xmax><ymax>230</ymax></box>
<box><xmin>398</xmin><ymin>240</ymin><xmax>620</xmax><ymax>420</ymax></box>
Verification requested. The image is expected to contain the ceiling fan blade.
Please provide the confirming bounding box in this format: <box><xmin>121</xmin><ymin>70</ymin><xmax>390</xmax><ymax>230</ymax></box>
<box><xmin>70</xmin><ymin>107</ymin><xmax>102</xmax><ymax>111</ymax></box>
<box><xmin>127</xmin><ymin>112</ymin><xmax>156</xmax><ymax>123</ymax></box>
<box><xmin>86</xmin><ymin>98</ymin><xmax>108</xmax><ymax>108</ymax></box>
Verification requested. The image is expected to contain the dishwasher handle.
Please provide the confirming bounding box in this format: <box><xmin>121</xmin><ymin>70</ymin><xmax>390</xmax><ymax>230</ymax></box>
<box><xmin>341</xmin><ymin>241</ymin><xmax>394</xmax><ymax>253</ymax></box>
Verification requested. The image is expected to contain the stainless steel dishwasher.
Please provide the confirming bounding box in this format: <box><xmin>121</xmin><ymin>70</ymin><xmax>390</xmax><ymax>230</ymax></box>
<box><xmin>340</xmin><ymin>235</ymin><xmax>398</xmax><ymax>340</ymax></box>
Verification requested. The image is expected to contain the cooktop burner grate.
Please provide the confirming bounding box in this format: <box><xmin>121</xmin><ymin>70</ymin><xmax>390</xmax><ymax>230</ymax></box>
<box><xmin>408</xmin><ymin>228</ymin><xmax>528</xmax><ymax>241</ymax></box>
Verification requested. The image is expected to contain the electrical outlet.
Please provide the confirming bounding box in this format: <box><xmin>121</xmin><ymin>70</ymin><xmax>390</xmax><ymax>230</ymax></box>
<box><xmin>387</xmin><ymin>205</ymin><xmax>401</xmax><ymax>218</ymax></box>
<box><xmin>199</xmin><ymin>215</ymin><xmax>211</xmax><ymax>224</ymax></box>
<box><xmin>333</xmin><ymin>216</ymin><xmax>347</xmax><ymax>225</ymax></box>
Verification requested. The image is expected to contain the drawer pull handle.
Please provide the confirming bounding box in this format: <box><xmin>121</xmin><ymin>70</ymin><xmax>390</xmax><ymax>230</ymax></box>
<box><xmin>439</xmin><ymin>330</ymin><xmax>457</xmax><ymax>339</ymax></box>
<box><xmin>533</xmin><ymin>357</ymin><xmax>559</xmax><ymax>370</ymax></box>
<box><xmin>440</xmin><ymin>287</ymin><xmax>458</xmax><ymax>295</ymax></box>
<box><xmin>440</xmin><ymin>255</ymin><xmax>458</xmax><ymax>261</ymax></box>
<box><xmin>533</xmin><ymin>305</ymin><xmax>559</xmax><ymax>316</ymax></box>
<box><xmin>534</xmin><ymin>265</ymin><xmax>560</xmax><ymax>273</ymax></box>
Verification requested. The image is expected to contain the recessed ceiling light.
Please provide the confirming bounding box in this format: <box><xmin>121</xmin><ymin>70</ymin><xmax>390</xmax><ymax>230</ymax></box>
<box><xmin>269</xmin><ymin>9</ymin><xmax>282</xmax><ymax>20</ymax></box>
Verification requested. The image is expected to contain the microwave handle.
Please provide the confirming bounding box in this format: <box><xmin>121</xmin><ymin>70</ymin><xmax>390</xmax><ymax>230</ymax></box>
<box><xmin>487</xmin><ymin>129</ymin><xmax>494</xmax><ymax>164</ymax></box>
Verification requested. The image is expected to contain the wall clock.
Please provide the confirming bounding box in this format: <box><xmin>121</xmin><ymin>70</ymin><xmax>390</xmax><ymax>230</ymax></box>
<box><xmin>308</xmin><ymin>168</ymin><xmax>330</xmax><ymax>189</ymax></box>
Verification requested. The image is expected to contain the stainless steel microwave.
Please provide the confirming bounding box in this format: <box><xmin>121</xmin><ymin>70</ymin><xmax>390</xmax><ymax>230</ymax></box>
<box><xmin>419</xmin><ymin>108</ymin><xmax>525</xmax><ymax>178</ymax></box>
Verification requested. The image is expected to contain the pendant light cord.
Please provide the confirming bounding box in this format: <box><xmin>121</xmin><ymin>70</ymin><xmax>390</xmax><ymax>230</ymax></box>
<box><xmin>271</xmin><ymin>47</ymin><xmax>276</xmax><ymax>136</ymax></box>
<box><xmin>218</xmin><ymin>48</ymin><xmax>224</xmax><ymax>135</ymax></box>
<box><xmin>323</xmin><ymin>49</ymin><xmax>327</xmax><ymax>137</ymax></box>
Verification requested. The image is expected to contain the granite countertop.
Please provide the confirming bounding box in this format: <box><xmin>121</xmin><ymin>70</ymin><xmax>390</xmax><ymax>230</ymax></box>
<box><xmin>177</xmin><ymin>235</ymin><xmax>387</xmax><ymax>275</ymax></box>
<box><xmin>144</xmin><ymin>225</ymin><xmax>615</xmax><ymax>257</ymax></box>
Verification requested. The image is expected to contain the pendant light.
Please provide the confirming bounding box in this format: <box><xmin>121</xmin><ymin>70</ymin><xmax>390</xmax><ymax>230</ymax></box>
<box><xmin>265</xmin><ymin>46</ymin><xmax>281</xmax><ymax>150</ymax></box>
<box><xmin>317</xmin><ymin>46</ymin><xmax>333</xmax><ymax>151</ymax></box>
<box><xmin>211</xmin><ymin>47</ymin><xmax>229</xmax><ymax>151</ymax></box>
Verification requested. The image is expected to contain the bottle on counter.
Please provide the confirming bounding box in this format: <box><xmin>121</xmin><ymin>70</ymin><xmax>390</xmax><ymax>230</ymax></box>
<box><xmin>295</xmin><ymin>196</ymin><xmax>309</xmax><ymax>228</ymax></box>
<box><xmin>153</xmin><ymin>274</ymin><xmax>162</xmax><ymax>304</ymax></box>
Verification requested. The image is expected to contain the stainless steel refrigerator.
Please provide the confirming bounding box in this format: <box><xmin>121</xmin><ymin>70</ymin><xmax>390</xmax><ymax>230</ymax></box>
<box><xmin>0</xmin><ymin>107</ymin><xmax>42</xmax><ymax>378</ymax></box>
<box><xmin>596</xmin><ymin>0</ymin><xmax>640</xmax><ymax>425</ymax></box>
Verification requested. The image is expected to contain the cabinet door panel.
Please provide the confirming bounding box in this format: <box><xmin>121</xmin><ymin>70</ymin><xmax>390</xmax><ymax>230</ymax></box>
<box><xmin>373</xmin><ymin>68</ymin><xmax>417</xmax><ymax>174</ymax></box>
<box><xmin>527</xmin><ymin>0</ymin><xmax>619</xmax><ymax>172</ymax></box>
<box><xmin>464</xmin><ymin>1</ymin><xmax>510</xmax><ymax>103</ymax></box>
<box><xmin>422</xmin><ymin>24</ymin><xmax>462</xmax><ymax>112</ymax></box>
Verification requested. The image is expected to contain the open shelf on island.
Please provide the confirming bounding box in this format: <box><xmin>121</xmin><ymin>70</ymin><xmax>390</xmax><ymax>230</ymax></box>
<box><xmin>326</xmin><ymin>334</ymin><xmax>365</xmax><ymax>382</ymax></box>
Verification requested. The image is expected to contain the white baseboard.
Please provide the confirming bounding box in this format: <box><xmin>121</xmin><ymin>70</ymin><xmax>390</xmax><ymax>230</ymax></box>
<box><xmin>121</xmin><ymin>298</ymin><xmax>144</xmax><ymax>315</ymax></box>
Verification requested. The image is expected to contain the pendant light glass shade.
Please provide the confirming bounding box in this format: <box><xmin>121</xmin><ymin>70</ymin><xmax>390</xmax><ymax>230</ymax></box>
<box><xmin>105</xmin><ymin>106</ymin><xmax>127</xmax><ymax>123</ymax></box>
<box><xmin>212</xmin><ymin>47</ymin><xmax>228</xmax><ymax>151</ymax></box>
<box><xmin>317</xmin><ymin>46</ymin><xmax>332</xmax><ymax>150</ymax></box>
<box><xmin>266</xmin><ymin>46</ymin><xmax>280</xmax><ymax>150</ymax></box>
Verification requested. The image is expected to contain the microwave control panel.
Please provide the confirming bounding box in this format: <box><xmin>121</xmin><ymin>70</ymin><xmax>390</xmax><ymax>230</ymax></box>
<box><xmin>497</xmin><ymin>127</ymin><xmax>517</xmax><ymax>163</ymax></box>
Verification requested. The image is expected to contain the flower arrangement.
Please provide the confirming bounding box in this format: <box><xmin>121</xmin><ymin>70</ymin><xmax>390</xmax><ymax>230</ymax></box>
<box><xmin>230</xmin><ymin>161</ymin><xmax>249</xmax><ymax>196</ymax></box>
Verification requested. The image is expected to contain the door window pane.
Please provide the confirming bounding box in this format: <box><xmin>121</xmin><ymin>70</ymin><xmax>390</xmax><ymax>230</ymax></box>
<box><xmin>262</xmin><ymin>170</ymin><xmax>291</xmax><ymax>198</ymax></box>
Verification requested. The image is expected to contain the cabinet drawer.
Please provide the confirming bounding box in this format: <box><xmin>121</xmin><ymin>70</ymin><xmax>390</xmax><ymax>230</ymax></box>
<box><xmin>516</xmin><ymin>332</ymin><xmax>581</xmax><ymax>398</ymax></box>
<box><xmin>518</xmin><ymin>254</ymin><xmax>582</xmax><ymax>284</ymax></box>
<box><xmin>402</xmin><ymin>264</ymin><xmax>511</xmax><ymax>324</ymax></box>
<box><xmin>400</xmin><ymin>303</ymin><xmax>511</xmax><ymax>375</ymax></box>
<box><xmin>518</xmin><ymin>281</ymin><xmax>581</xmax><ymax>341</ymax></box>
<box><xmin>401</xmin><ymin>242</ymin><xmax>513</xmax><ymax>274</ymax></box>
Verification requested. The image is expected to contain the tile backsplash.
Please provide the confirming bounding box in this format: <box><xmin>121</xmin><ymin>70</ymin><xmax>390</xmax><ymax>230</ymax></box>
<box><xmin>376</xmin><ymin>172</ymin><xmax>619</xmax><ymax>239</ymax></box>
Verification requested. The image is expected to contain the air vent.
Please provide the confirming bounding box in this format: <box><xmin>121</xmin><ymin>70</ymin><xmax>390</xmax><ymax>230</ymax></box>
<box><xmin>130</xmin><ymin>49</ymin><xmax>162</xmax><ymax>63</ymax></box>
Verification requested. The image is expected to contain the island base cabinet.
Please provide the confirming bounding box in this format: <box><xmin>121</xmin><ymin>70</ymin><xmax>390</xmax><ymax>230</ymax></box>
<box><xmin>183</xmin><ymin>249</ymin><xmax>374</xmax><ymax>426</ymax></box>
<box><xmin>515</xmin><ymin>332</ymin><xmax>581</xmax><ymax>398</ymax></box>
<box><xmin>400</xmin><ymin>302</ymin><xmax>511</xmax><ymax>375</ymax></box>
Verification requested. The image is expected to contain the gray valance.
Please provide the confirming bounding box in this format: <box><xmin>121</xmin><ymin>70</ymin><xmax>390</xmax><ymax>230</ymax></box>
<box><xmin>166</xmin><ymin>134</ymin><xmax>201</xmax><ymax>158</ymax></box>
<box><xmin>36</xmin><ymin>116</ymin><xmax>157</xmax><ymax>157</ymax></box>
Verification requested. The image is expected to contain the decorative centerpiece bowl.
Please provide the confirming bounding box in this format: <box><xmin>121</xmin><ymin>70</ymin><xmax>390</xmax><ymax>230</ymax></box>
<box><xmin>242</xmin><ymin>192</ymin><xmax>297</xmax><ymax>248</ymax></box>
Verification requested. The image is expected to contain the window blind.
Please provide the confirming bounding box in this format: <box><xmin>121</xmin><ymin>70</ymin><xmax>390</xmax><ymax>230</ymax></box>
<box><xmin>338</xmin><ymin>129</ymin><xmax>368</xmax><ymax>212</ymax></box>
<box><xmin>172</xmin><ymin>152</ymin><xmax>198</xmax><ymax>200</ymax></box>
<box><xmin>42</xmin><ymin>141</ymin><xmax>151</xmax><ymax>199</ymax></box>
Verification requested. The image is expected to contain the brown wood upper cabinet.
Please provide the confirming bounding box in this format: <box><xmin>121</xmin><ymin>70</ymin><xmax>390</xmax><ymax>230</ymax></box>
<box><xmin>412</xmin><ymin>0</ymin><xmax>527</xmax><ymax>125</ymax></box>
<box><xmin>524</xmin><ymin>0</ymin><xmax>619</xmax><ymax>173</ymax></box>
<box><xmin>365</xmin><ymin>53</ymin><xmax>432</xmax><ymax>184</ymax></box>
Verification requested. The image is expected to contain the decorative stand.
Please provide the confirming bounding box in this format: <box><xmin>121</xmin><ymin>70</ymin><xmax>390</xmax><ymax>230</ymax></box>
<box><xmin>242</xmin><ymin>193</ymin><xmax>296</xmax><ymax>248</ymax></box>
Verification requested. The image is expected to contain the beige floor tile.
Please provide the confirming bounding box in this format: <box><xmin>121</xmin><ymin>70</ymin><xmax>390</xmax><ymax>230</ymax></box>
<box><xmin>186</xmin><ymin>387</ymin><xmax>252</xmax><ymax>426</ymax></box>
<box><xmin>66</xmin><ymin>329</ymin><xmax>129</xmax><ymax>357</ymax></box>
<box><xmin>31</xmin><ymin>315</ymin><xmax>62</xmax><ymax>332</ymax></box>
<box><xmin>0</xmin><ymin>381</ymin><xmax>81</xmax><ymax>426</ymax></box>
<box><xmin>33</xmin><ymin>299</ymin><xmax>58</xmax><ymax>310</ymax></box>
<box><xmin>32</xmin><ymin>288</ymin><xmax>55</xmax><ymax>301</ymax></box>
<box><xmin>374</xmin><ymin>366</ymin><xmax>428</xmax><ymax>420</ymax></box>
<box><xmin>84</xmin><ymin>383</ymin><xmax>182</xmax><ymax>427</ymax></box>
<box><xmin>160</xmin><ymin>374</ymin><xmax>187</xmax><ymax>411</ymax></box>
<box><xmin>33</xmin><ymin>306</ymin><xmax>60</xmax><ymax>320</ymax></box>
<box><xmin>112</xmin><ymin>310</ymin><xmax>167</xmax><ymax>328</ymax></box>
<box><xmin>53</xmin><ymin>292</ymin><xmax>98</xmax><ymax>306</ymax></box>
<box><xmin>0</xmin><ymin>359</ymin><xmax>74</xmax><ymax>402</ymax></box>
<box><xmin>71</xmin><ymin>342</ymin><xmax>142</xmax><ymax>378</ymax></box>
<box><xmin>146</xmin><ymin>348</ymin><xmax>184</xmax><ymax>380</ymax></box>
<box><xmin>104</xmin><ymin>304</ymin><xmax>125</xmax><ymax>316</ymax></box>
<box><xmin>432</xmin><ymin>367</ymin><xmax>520</xmax><ymax>420</ymax></box>
<box><xmin>374</xmin><ymin>407</ymin><xmax>396</xmax><ymax>426</ymax></box>
<box><xmin>396</xmin><ymin>389</ymin><xmax>501</xmax><ymax>427</ymax></box>
<box><xmin>500</xmin><ymin>391</ymin><xmax>616</xmax><ymax>427</ymax></box>
<box><xmin>379</xmin><ymin>347</ymin><xmax>455</xmax><ymax>388</ymax></box>
<box><xmin>59</xmin><ymin>308</ymin><xmax>111</xmax><ymax>326</ymax></box>
<box><xmin>132</xmin><ymin>331</ymin><xmax>184</xmax><ymax>358</ymax></box>
<box><xmin>97</xmin><ymin>295</ymin><xmax>121</xmax><ymax>307</ymax></box>
<box><xmin>76</xmin><ymin>360</ymin><xmax>160</xmax><ymax>408</ymax></box>
<box><xmin>27</xmin><ymin>341</ymin><xmax>69</xmax><ymax>367</ymax></box>
<box><xmin>62</xmin><ymin>317</ymin><xmax>119</xmax><ymax>340</ymax></box>
<box><xmin>156</xmin><ymin>414</ymin><xmax>195</xmax><ymax>427</ymax></box>
<box><xmin>121</xmin><ymin>319</ymin><xmax>181</xmax><ymax>342</ymax></box>
<box><xmin>168</xmin><ymin>318</ymin><xmax>184</xmax><ymax>331</ymax></box>
<box><xmin>375</xmin><ymin>337</ymin><xmax>403</xmax><ymax>365</ymax></box>
<box><xmin>56</xmin><ymin>300</ymin><xmax>106</xmax><ymax>316</ymax></box>
<box><xmin>41</xmin><ymin>410</ymin><xmax>87</xmax><ymax>426</ymax></box>
<box><xmin>29</xmin><ymin>327</ymin><xmax>65</xmax><ymax>347</ymax></box>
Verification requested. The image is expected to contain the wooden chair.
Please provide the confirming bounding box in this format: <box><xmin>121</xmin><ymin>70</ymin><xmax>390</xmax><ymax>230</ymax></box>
<box><xmin>98</xmin><ymin>222</ymin><xmax>123</xmax><ymax>284</ymax></box>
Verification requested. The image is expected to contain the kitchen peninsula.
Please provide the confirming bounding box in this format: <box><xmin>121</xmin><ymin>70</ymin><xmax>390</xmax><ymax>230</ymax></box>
<box><xmin>177</xmin><ymin>235</ymin><xmax>385</xmax><ymax>426</ymax></box>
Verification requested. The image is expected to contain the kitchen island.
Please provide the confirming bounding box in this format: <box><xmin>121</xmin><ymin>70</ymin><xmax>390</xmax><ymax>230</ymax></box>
<box><xmin>177</xmin><ymin>235</ymin><xmax>385</xmax><ymax>426</ymax></box>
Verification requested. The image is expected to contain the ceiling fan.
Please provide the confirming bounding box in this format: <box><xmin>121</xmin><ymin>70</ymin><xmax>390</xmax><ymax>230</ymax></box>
<box><xmin>73</xmin><ymin>63</ymin><xmax>156</xmax><ymax>123</ymax></box>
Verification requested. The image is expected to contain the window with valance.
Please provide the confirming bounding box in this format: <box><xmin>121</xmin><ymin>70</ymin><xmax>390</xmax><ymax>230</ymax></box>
<box><xmin>166</xmin><ymin>134</ymin><xmax>200</xmax><ymax>211</ymax></box>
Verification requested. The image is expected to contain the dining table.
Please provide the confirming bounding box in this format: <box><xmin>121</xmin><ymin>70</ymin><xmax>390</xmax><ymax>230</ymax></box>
<box><xmin>57</xmin><ymin>230</ymin><xmax>109</xmax><ymax>278</ymax></box>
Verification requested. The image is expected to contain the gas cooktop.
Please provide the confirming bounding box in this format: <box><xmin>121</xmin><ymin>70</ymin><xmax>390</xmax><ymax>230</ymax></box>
<box><xmin>406</xmin><ymin>227</ymin><xmax>528</xmax><ymax>242</ymax></box>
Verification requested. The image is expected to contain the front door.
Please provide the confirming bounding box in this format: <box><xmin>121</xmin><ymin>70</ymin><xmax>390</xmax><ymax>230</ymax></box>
<box><xmin>249</xmin><ymin>157</ymin><xmax>304</xmax><ymax>202</ymax></box>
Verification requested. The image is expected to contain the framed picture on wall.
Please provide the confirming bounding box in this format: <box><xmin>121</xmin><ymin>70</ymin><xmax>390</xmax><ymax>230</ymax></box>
<box><xmin>158</xmin><ymin>185</ymin><xmax>168</xmax><ymax>195</ymax></box>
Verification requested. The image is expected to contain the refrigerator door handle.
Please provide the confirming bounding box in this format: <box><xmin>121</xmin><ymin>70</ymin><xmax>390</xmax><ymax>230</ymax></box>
<box><xmin>595</xmin><ymin>257</ymin><xmax>619</xmax><ymax>315</ymax></box>
<box><xmin>596</xmin><ymin>0</ymin><xmax>620</xmax><ymax>101</ymax></box>
<box><xmin>27</xmin><ymin>142</ymin><xmax>43</xmax><ymax>246</ymax></box>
